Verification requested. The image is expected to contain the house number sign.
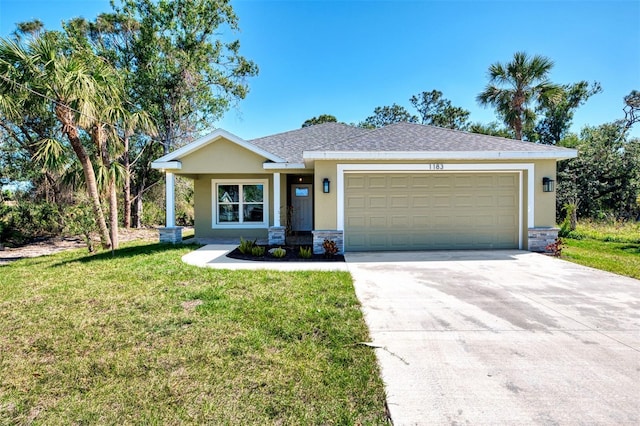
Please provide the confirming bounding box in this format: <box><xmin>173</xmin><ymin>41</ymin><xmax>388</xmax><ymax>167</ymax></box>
<box><xmin>428</xmin><ymin>163</ymin><xmax>445</xmax><ymax>170</ymax></box>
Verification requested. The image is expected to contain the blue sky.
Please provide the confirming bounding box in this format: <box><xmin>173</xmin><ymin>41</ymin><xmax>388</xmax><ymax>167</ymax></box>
<box><xmin>1</xmin><ymin>0</ymin><xmax>639</xmax><ymax>140</ymax></box>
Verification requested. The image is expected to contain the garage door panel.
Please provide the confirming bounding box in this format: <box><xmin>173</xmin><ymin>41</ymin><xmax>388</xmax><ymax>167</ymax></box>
<box><xmin>390</xmin><ymin>215</ymin><xmax>410</xmax><ymax>226</ymax></box>
<box><xmin>345</xmin><ymin>172</ymin><xmax>519</xmax><ymax>251</ymax></box>
<box><xmin>368</xmin><ymin>196</ymin><xmax>387</xmax><ymax>208</ymax></box>
<box><xmin>433</xmin><ymin>195</ymin><xmax>451</xmax><ymax>207</ymax></box>
<box><xmin>368</xmin><ymin>176</ymin><xmax>387</xmax><ymax>188</ymax></box>
<box><xmin>390</xmin><ymin>195</ymin><xmax>409</xmax><ymax>208</ymax></box>
<box><xmin>346</xmin><ymin>175</ymin><xmax>365</xmax><ymax>189</ymax></box>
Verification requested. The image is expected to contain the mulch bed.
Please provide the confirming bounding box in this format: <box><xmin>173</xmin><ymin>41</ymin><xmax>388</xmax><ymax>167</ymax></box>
<box><xmin>226</xmin><ymin>245</ymin><xmax>345</xmax><ymax>262</ymax></box>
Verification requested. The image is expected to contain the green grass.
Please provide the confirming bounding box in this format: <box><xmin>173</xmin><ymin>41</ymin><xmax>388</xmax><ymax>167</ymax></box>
<box><xmin>562</xmin><ymin>220</ymin><xmax>640</xmax><ymax>279</ymax></box>
<box><xmin>0</xmin><ymin>242</ymin><xmax>387</xmax><ymax>424</ymax></box>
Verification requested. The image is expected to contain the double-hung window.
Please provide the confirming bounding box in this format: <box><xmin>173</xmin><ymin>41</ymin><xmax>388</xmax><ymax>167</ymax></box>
<box><xmin>213</xmin><ymin>180</ymin><xmax>268</xmax><ymax>227</ymax></box>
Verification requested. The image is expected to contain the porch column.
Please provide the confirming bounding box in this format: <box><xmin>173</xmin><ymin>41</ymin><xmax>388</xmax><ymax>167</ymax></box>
<box><xmin>268</xmin><ymin>172</ymin><xmax>286</xmax><ymax>245</ymax></box>
<box><xmin>166</xmin><ymin>171</ymin><xmax>176</xmax><ymax>227</ymax></box>
<box><xmin>273</xmin><ymin>172</ymin><xmax>281</xmax><ymax>227</ymax></box>
<box><xmin>159</xmin><ymin>171</ymin><xmax>182</xmax><ymax>243</ymax></box>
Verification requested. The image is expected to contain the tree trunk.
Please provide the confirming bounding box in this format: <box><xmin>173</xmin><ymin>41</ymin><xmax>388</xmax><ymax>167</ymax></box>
<box><xmin>95</xmin><ymin>124</ymin><xmax>119</xmax><ymax>250</ymax></box>
<box><xmin>55</xmin><ymin>105</ymin><xmax>112</xmax><ymax>249</ymax></box>
<box><xmin>122</xmin><ymin>134</ymin><xmax>131</xmax><ymax>229</ymax></box>
<box><xmin>108</xmin><ymin>177</ymin><xmax>119</xmax><ymax>249</ymax></box>
<box><xmin>133</xmin><ymin>186</ymin><xmax>143</xmax><ymax>228</ymax></box>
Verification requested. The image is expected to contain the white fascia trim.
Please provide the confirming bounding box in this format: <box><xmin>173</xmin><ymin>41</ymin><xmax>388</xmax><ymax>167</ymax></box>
<box><xmin>153</xmin><ymin>129</ymin><xmax>285</xmax><ymax>164</ymax></box>
<box><xmin>262</xmin><ymin>162</ymin><xmax>307</xmax><ymax>170</ymax></box>
<box><xmin>336</xmin><ymin>163</ymin><xmax>535</xmax><ymax>250</ymax></box>
<box><xmin>151</xmin><ymin>161</ymin><xmax>181</xmax><ymax>170</ymax></box>
<box><xmin>304</xmin><ymin>150</ymin><xmax>577</xmax><ymax>160</ymax></box>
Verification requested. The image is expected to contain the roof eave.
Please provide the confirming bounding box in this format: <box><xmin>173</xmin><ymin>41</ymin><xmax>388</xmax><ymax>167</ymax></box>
<box><xmin>262</xmin><ymin>162</ymin><xmax>307</xmax><ymax>170</ymax></box>
<box><xmin>302</xmin><ymin>150</ymin><xmax>578</xmax><ymax>161</ymax></box>
<box><xmin>151</xmin><ymin>161</ymin><xmax>181</xmax><ymax>170</ymax></box>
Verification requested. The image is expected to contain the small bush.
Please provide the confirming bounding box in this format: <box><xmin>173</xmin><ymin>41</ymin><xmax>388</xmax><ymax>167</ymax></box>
<box><xmin>545</xmin><ymin>238</ymin><xmax>563</xmax><ymax>257</ymax></box>
<box><xmin>269</xmin><ymin>247</ymin><xmax>286</xmax><ymax>258</ymax></box>
<box><xmin>322</xmin><ymin>239</ymin><xmax>339</xmax><ymax>257</ymax></box>
<box><xmin>298</xmin><ymin>246</ymin><xmax>312</xmax><ymax>259</ymax></box>
<box><xmin>238</xmin><ymin>237</ymin><xmax>256</xmax><ymax>254</ymax></box>
<box><xmin>251</xmin><ymin>245</ymin><xmax>266</xmax><ymax>257</ymax></box>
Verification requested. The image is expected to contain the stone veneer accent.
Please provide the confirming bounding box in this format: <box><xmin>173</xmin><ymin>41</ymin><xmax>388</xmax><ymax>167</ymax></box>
<box><xmin>312</xmin><ymin>230</ymin><xmax>344</xmax><ymax>255</ymax></box>
<box><xmin>268</xmin><ymin>226</ymin><xmax>286</xmax><ymax>245</ymax></box>
<box><xmin>159</xmin><ymin>227</ymin><xmax>183</xmax><ymax>244</ymax></box>
<box><xmin>528</xmin><ymin>227</ymin><xmax>560</xmax><ymax>252</ymax></box>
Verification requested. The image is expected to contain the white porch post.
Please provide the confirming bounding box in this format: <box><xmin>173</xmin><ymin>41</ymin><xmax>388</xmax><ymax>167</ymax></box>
<box><xmin>165</xmin><ymin>171</ymin><xmax>176</xmax><ymax>228</ymax></box>
<box><xmin>273</xmin><ymin>172</ymin><xmax>281</xmax><ymax>227</ymax></box>
<box><xmin>159</xmin><ymin>171</ymin><xmax>181</xmax><ymax>243</ymax></box>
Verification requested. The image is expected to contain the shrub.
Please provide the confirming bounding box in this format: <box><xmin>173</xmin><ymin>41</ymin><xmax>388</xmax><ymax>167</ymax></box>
<box><xmin>238</xmin><ymin>237</ymin><xmax>256</xmax><ymax>254</ymax></box>
<box><xmin>64</xmin><ymin>201</ymin><xmax>97</xmax><ymax>253</ymax></box>
<box><xmin>322</xmin><ymin>239</ymin><xmax>339</xmax><ymax>257</ymax></box>
<box><xmin>269</xmin><ymin>247</ymin><xmax>286</xmax><ymax>258</ymax></box>
<box><xmin>298</xmin><ymin>246</ymin><xmax>312</xmax><ymax>259</ymax></box>
<box><xmin>251</xmin><ymin>245</ymin><xmax>266</xmax><ymax>257</ymax></box>
<box><xmin>545</xmin><ymin>238</ymin><xmax>563</xmax><ymax>257</ymax></box>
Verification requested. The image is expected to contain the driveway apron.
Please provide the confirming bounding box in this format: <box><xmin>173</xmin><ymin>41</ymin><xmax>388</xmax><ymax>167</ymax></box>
<box><xmin>346</xmin><ymin>250</ymin><xmax>640</xmax><ymax>425</ymax></box>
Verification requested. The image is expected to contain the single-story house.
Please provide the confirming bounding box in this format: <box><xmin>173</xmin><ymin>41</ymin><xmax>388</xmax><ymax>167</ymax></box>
<box><xmin>151</xmin><ymin>122</ymin><xmax>577</xmax><ymax>253</ymax></box>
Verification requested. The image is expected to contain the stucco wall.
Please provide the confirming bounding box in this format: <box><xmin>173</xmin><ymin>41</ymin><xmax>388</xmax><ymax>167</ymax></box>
<box><xmin>180</xmin><ymin>139</ymin><xmax>267</xmax><ymax>174</ymax></box>
<box><xmin>533</xmin><ymin>159</ymin><xmax>559</xmax><ymax>227</ymax></box>
<box><xmin>192</xmin><ymin>173</ymin><xmax>274</xmax><ymax>240</ymax></box>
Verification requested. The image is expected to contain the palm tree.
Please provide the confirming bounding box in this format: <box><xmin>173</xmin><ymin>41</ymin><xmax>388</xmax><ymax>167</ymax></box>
<box><xmin>0</xmin><ymin>32</ymin><xmax>118</xmax><ymax>249</ymax></box>
<box><xmin>477</xmin><ymin>52</ymin><xmax>561</xmax><ymax>140</ymax></box>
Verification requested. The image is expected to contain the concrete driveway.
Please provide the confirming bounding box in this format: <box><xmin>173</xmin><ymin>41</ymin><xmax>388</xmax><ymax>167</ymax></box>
<box><xmin>346</xmin><ymin>250</ymin><xmax>640</xmax><ymax>425</ymax></box>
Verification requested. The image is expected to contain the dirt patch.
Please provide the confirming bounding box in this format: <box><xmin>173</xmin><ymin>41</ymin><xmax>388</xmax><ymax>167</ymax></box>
<box><xmin>0</xmin><ymin>228</ymin><xmax>159</xmax><ymax>266</ymax></box>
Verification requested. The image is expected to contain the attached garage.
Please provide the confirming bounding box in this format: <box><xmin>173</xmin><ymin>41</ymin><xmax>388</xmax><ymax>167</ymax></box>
<box><xmin>344</xmin><ymin>172</ymin><xmax>520</xmax><ymax>251</ymax></box>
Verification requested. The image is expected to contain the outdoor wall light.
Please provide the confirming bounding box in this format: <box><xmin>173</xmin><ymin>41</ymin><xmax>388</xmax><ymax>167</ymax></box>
<box><xmin>323</xmin><ymin>178</ymin><xmax>330</xmax><ymax>193</ymax></box>
<box><xmin>542</xmin><ymin>177</ymin><xmax>555</xmax><ymax>192</ymax></box>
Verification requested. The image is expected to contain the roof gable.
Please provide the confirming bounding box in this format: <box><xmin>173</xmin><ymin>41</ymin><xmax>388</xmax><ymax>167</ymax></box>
<box><xmin>151</xmin><ymin>129</ymin><xmax>285</xmax><ymax>170</ymax></box>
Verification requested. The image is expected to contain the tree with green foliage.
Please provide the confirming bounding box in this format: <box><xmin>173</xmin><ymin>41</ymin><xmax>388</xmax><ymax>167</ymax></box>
<box><xmin>115</xmin><ymin>0</ymin><xmax>259</xmax><ymax>155</ymax></box>
<box><xmin>534</xmin><ymin>81</ymin><xmax>602</xmax><ymax>145</ymax></box>
<box><xmin>410</xmin><ymin>90</ymin><xmax>470</xmax><ymax>130</ymax></box>
<box><xmin>557</xmin><ymin>122</ymin><xmax>640</xmax><ymax>221</ymax></box>
<box><xmin>477</xmin><ymin>51</ymin><xmax>561</xmax><ymax>140</ymax></box>
<box><xmin>302</xmin><ymin>114</ymin><xmax>338</xmax><ymax>127</ymax></box>
<box><xmin>360</xmin><ymin>104</ymin><xmax>417</xmax><ymax>128</ymax></box>
<box><xmin>0</xmin><ymin>32</ymin><xmax>119</xmax><ymax>249</ymax></box>
<box><xmin>468</xmin><ymin>122</ymin><xmax>514</xmax><ymax>138</ymax></box>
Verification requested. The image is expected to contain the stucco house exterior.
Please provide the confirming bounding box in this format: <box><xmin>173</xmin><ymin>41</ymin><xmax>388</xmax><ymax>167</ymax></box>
<box><xmin>151</xmin><ymin>122</ymin><xmax>577</xmax><ymax>253</ymax></box>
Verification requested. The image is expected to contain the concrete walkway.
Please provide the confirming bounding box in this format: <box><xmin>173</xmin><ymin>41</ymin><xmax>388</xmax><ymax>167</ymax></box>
<box><xmin>346</xmin><ymin>250</ymin><xmax>640</xmax><ymax>425</ymax></box>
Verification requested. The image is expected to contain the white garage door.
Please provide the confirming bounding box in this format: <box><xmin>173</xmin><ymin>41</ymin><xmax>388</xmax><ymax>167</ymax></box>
<box><xmin>344</xmin><ymin>173</ymin><xmax>519</xmax><ymax>251</ymax></box>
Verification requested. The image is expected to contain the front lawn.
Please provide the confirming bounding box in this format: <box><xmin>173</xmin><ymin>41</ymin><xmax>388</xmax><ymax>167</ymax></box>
<box><xmin>562</xmin><ymin>220</ymin><xmax>640</xmax><ymax>279</ymax></box>
<box><xmin>0</xmin><ymin>242</ymin><xmax>387</xmax><ymax>424</ymax></box>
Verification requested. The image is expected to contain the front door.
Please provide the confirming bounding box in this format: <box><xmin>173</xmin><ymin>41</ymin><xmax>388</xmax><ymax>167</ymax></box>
<box><xmin>290</xmin><ymin>184</ymin><xmax>313</xmax><ymax>231</ymax></box>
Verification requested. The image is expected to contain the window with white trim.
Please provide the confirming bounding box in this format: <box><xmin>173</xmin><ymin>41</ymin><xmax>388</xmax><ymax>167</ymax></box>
<box><xmin>212</xmin><ymin>180</ymin><xmax>268</xmax><ymax>227</ymax></box>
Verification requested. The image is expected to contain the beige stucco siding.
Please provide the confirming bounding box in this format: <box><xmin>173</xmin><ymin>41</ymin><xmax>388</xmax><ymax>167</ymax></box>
<box><xmin>314</xmin><ymin>162</ymin><xmax>338</xmax><ymax>229</ymax></box>
<box><xmin>179</xmin><ymin>138</ymin><xmax>267</xmax><ymax>174</ymax></box>
<box><xmin>193</xmin><ymin>173</ymin><xmax>275</xmax><ymax>240</ymax></box>
<box><xmin>533</xmin><ymin>159</ymin><xmax>559</xmax><ymax>227</ymax></box>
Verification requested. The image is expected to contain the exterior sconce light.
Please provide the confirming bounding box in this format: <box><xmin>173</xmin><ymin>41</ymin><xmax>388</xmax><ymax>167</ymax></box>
<box><xmin>542</xmin><ymin>177</ymin><xmax>555</xmax><ymax>192</ymax></box>
<box><xmin>323</xmin><ymin>178</ymin><xmax>330</xmax><ymax>193</ymax></box>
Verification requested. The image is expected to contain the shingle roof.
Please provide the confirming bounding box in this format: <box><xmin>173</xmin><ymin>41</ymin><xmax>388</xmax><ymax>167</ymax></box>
<box><xmin>249</xmin><ymin>123</ymin><xmax>370</xmax><ymax>163</ymax></box>
<box><xmin>250</xmin><ymin>121</ymin><xmax>575</xmax><ymax>163</ymax></box>
<box><xmin>315</xmin><ymin>122</ymin><xmax>575</xmax><ymax>153</ymax></box>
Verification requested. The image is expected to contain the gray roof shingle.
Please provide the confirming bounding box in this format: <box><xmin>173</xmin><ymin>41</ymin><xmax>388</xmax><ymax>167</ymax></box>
<box><xmin>250</xmin><ymin>121</ymin><xmax>575</xmax><ymax>163</ymax></box>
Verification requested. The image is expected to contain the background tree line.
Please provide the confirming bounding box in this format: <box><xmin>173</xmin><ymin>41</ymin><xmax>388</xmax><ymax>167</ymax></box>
<box><xmin>0</xmin><ymin>0</ymin><xmax>257</xmax><ymax>248</ymax></box>
<box><xmin>304</xmin><ymin>53</ymin><xmax>639</xmax><ymax>225</ymax></box>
